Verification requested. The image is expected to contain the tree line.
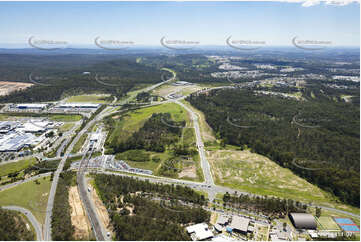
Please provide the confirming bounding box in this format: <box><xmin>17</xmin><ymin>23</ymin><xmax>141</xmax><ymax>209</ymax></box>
<box><xmin>51</xmin><ymin>171</ymin><xmax>76</xmax><ymax>241</ymax></box>
<box><xmin>188</xmin><ymin>88</ymin><xmax>359</xmax><ymax>207</ymax></box>
<box><xmin>221</xmin><ymin>192</ymin><xmax>307</xmax><ymax>219</ymax></box>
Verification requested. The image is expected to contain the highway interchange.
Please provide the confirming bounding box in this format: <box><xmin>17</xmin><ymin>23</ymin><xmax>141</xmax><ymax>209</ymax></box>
<box><xmin>0</xmin><ymin>69</ymin><xmax>359</xmax><ymax>241</ymax></box>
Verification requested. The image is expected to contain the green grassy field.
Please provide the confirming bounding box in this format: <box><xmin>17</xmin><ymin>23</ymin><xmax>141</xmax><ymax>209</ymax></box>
<box><xmin>0</xmin><ymin>158</ymin><xmax>37</xmax><ymax>177</ymax></box>
<box><xmin>0</xmin><ymin>114</ymin><xmax>82</xmax><ymax>122</ymax></box>
<box><xmin>207</xmin><ymin>147</ymin><xmax>359</xmax><ymax>215</ymax></box>
<box><xmin>108</xmin><ymin>102</ymin><xmax>204</xmax><ymax>182</ymax></box>
<box><xmin>49</xmin><ymin>114</ymin><xmax>82</xmax><ymax>122</ymax></box>
<box><xmin>66</xmin><ymin>94</ymin><xmax>111</xmax><ymax>103</ymax></box>
<box><xmin>58</xmin><ymin>122</ymin><xmax>75</xmax><ymax>132</ymax></box>
<box><xmin>0</xmin><ymin>176</ymin><xmax>51</xmax><ymax>224</ymax></box>
<box><xmin>108</xmin><ymin>102</ymin><xmax>189</xmax><ymax>146</ymax></box>
<box><xmin>116</xmin><ymin>150</ymin><xmax>170</xmax><ymax>173</ymax></box>
<box><xmin>309</xmin><ymin>206</ymin><xmax>360</xmax><ymax>225</ymax></box>
<box><xmin>316</xmin><ymin>216</ymin><xmax>341</xmax><ymax>231</ymax></box>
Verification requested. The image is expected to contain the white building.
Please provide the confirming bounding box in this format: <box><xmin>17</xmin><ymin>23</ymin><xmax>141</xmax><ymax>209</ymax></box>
<box><xmin>15</xmin><ymin>103</ymin><xmax>48</xmax><ymax>110</ymax></box>
<box><xmin>0</xmin><ymin>131</ymin><xmax>36</xmax><ymax>152</ymax></box>
<box><xmin>186</xmin><ymin>223</ymin><xmax>214</xmax><ymax>241</ymax></box>
<box><xmin>17</xmin><ymin>120</ymin><xmax>51</xmax><ymax>133</ymax></box>
<box><xmin>57</xmin><ymin>103</ymin><xmax>100</xmax><ymax>109</ymax></box>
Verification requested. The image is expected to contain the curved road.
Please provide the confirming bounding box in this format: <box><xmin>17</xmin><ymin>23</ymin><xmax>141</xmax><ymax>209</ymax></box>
<box><xmin>32</xmin><ymin>68</ymin><xmax>360</xmax><ymax>241</ymax></box>
<box><xmin>44</xmin><ymin>68</ymin><xmax>177</xmax><ymax>241</ymax></box>
<box><xmin>2</xmin><ymin>206</ymin><xmax>43</xmax><ymax>241</ymax></box>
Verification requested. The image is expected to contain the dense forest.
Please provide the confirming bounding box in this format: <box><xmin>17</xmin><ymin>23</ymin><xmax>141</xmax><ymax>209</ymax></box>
<box><xmin>109</xmin><ymin>113</ymin><xmax>184</xmax><ymax>153</ymax></box>
<box><xmin>0</xmin><ymin>54</ymin><xmax>162</xmax><ymax>103</ymax></box>
<box><xmin>94</xmin><ymin>174</ymin><xmax>210</xmax><ymax>240</ymax></box>
<box><xmin>0</xmin><ymin>208</ymin><xmax>35</xmax><ymax>241</ymax></box>
<box><xmin>51</xmin><ymin>171</ymin><xmax>75</xmax><ymax>241</ymax></box>
<box><xmin>188</xmin><ymin>88</ymin><xmax>359</xmax><ymax>207</ymax></box>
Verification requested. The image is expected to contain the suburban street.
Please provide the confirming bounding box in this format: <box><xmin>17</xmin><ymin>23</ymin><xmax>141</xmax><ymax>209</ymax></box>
<box><xmin>174</xmin><ymin>99</ymin><xmax>215</xmax><ymax>187</ymax></box>
<box><xmin>2</xmin><ymin>205</ymin><xmax>43</xmax><ymax>241</ymax></box>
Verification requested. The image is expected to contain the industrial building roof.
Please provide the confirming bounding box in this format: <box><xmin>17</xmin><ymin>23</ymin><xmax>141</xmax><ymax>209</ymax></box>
<box><xmin>289</xmin><ymin>213</ymin><xmax>317</xmax><ymax>229</ymax></box>
<box><xmin>0</xmin><ymin>121</ymin><xmax>20</xmax><ymax>133</ymax></box>
<box><xmin>58</xmin><ymin>103</ymin><xmax>100</xmax><ymax>108</ymax></box>
<box><xmin>230</xmin><ymin>216</ymin><xmax>250</xmax><ymax>232</ymax></box>
<box><xmin>217</xmin><ymin>215</ymin><xmax>229</xmax><ymax>225</ymax></box>
<box><xmin>186</xmin><ymin>223</ymin><xmax>214</xmax><ymax>240</ymax></box>
<box><xmin>16</xmin><ymin>103</ymin><xmax>48</xmax><ymax>109</ymax></box>
<box><xmin>0</xmin><ymin>131</ymin><xmax>36</xmax><ymax>152</ymax></box>
<box><xmin>17</xmin><ymin>121</ymin><xmax>48</xmax><ymax>133</ymax></box>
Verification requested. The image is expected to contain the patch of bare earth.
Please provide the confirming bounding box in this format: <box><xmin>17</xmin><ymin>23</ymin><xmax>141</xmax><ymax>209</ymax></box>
<box><xmin>210</xmin><ymin>212</ymin><xmax>218</xmax><ymax>225</ymax></box>
<box><xmin>153</xmin><ymin>85</ymin><xmax>182</xmax><ymax>97</ymax></box>
<box><xmin>68</xmin><ymin>186</ymin><xmax>92</xmax><ymax>240</ymax></box>
<box><xmin>0</xmin><ymin>81</ymin><xmax>33</xmax><ymax>96</ymax></box>
<box><xmin>178</xmin><ymin>165</ymin><xmax>197</xmax><ymax>179</ymax></box>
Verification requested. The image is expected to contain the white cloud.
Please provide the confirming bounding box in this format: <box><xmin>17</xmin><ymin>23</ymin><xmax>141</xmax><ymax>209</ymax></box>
<box><xmin>275</xmin><ymin>0</ymin><xmax>359</xmax><ymax>7</ymax></box>
<box><xmin>301</xmin><ymin>0</ymin><xmax>321</xmax><ymax>7</ymax></box>
<box><xmin>324</xmin><ymin>0</ymin><xmax>357</xmax><ymax>6</ymax></box>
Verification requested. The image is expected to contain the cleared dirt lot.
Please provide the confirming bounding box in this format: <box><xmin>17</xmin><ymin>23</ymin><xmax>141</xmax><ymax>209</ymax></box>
<box><xmin>0</xmin><ymin>81</ymin><xmax>33</xmax><ymax>96</ymax></box>
<box><xmin>178</xmin><ymin>165</ymin><xmax>197</xmax><ymax>179</ymax></box>
<box><xmin>68</xmin><ymin>186</ymin><xmax>92</xmax><ymax>240</ymax></box>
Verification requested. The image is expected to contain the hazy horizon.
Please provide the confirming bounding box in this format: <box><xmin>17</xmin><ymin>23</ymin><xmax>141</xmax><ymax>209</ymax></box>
<box><xmin>0</xmin><ymin>1</ymin><xmax>359</xmax><ymax>49</ymax></box>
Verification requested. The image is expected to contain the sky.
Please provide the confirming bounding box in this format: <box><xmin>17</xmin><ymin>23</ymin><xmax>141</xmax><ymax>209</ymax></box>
<box><xmin>0</xmin><ymin>1</ymin><xmax>359</xmax><ymax>48</ymax></box>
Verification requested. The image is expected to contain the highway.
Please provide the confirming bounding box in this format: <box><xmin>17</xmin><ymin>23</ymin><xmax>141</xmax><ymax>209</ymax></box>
<box><xmin>2</xmin><ymin>206</ymin><xmax>43</xmax><ymax>241</ymax></box>
<box><xmin>77</xmin><ymin>151</ymin><xmax>107</xmax><ymax>240</ymax></box>
<box><xmin>43</xmin><ymin>108</ymin><xmax>108</xmax><ymax>240</ymax></box>
<box><xmin>6</xmin><ymin>68</ymin><xmax>358</xmax><ymax>242</ymax></box>
<box><xmin>84</xmin><ymin>175</ymin><xmax>110</xmax><ymax>239</ymax></box>
<box><xmin>71</xmin><ymin>68</ymin><xmax>178</xmax><ymax>241</ymax></box>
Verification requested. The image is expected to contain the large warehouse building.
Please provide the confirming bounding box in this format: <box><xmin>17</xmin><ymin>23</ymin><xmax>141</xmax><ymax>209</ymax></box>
<box><xmin>15</xmin><ymin>103</ymin><xmax>48</xmax><ymax>110</ymax></box>
<box><xmin>289</xmin><ymin>213</ymin><xmax>317</xmax><ymax>230</ymax></box>
<box><xmin>57</xmin><ymin>103</ymin><xmax>100</xmax><ymax>109</ymax></box>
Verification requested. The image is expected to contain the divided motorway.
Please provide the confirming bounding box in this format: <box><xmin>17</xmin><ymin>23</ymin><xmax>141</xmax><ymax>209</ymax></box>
<box><xmin>44</xmin><ymin>68</ymin><xmax>176</xmax><ymax>241</ymax></box>
<box><xmin>39</xmin><ymin>68</ymin><xmax>358</xmax><ymax>241</ymax></box>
